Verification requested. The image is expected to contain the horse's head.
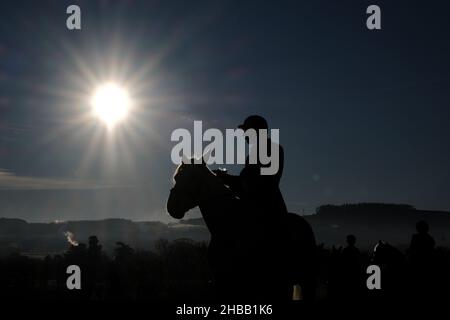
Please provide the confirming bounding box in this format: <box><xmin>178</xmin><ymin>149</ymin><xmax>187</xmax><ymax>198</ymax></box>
<box><xmin>372</xmin><ymin>241</ymin><xmax>405</xmax><ymax>266</ymax></box>
<box><xmin>167</xmin><ymin>157</ymin><xmax>210</xmax><ymax>219</ymax></box>
<box><xmin>372</xmin><ymin>241</ymin><xmax>386</xmax><ymax>264</ymax></box>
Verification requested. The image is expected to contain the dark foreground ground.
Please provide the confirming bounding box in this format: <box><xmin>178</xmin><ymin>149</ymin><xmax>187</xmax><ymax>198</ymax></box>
<box><xmin>1</xmin><ymin>236</ymin><xmax>449</xmax><ymax>304</ymax></box>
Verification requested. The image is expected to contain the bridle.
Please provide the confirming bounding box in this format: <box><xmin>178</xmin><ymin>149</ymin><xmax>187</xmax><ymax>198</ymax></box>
<box><xmin>170</xmin><ymin>164</ymin><xmax>235</xmax><ymax>215</ymax></box>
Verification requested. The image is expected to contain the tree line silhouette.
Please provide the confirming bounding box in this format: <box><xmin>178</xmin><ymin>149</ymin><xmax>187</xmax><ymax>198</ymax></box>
<box><xmin>316</xmin><ymin>203</ymin><xmax>416</xmax><ymax>217</ymax></box>
<box><xmin>0</xmin><ymin>220</ymin><xmax>449</xmax><ymax>302</ymax></box>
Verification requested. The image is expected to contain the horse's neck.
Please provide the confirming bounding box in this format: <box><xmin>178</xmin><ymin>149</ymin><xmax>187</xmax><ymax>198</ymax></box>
<box><xmin>200</xmin><ymin>169</ymin><xmax>231</xmax><ymax>199</ymax></box>
<box><xmin>198</xmin><ymin>169</ymin><xmax>234</xmax><ymax>213</ymax></box>
<box><xmin>197</xmin><ymin>170</ymin><xmax>237</xmax><ymax>239</ymax></box>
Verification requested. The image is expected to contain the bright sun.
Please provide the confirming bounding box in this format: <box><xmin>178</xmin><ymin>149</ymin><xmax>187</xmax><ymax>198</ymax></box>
<box><xmin>91</xmin><ymin>83</ymin><xmax>130</xmax><ymax>127</ymax></box>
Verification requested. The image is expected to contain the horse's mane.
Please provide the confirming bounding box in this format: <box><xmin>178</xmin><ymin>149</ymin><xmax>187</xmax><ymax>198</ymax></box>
<box><xmin>172</xmin><ymin>160</ymin><xmax>216</xmax><ymax>184</ymax></box>
<box><xmin>172</xmin><ymin>163</ymin><xmax>183</xmax><ymax>182</ymax></box>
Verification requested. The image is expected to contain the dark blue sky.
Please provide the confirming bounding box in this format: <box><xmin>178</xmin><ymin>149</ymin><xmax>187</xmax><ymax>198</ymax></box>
<box><xmin>0</xmin><ymin>0</ymin><xmax>449</xmax><ymax>222</ymax></box>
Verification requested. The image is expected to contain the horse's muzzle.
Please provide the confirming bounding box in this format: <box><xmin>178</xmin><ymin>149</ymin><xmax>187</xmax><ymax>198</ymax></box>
<box><xmin>166</xmin><ymin>188</ymin><xmax>187</xmax><ymax>219</ymax></box>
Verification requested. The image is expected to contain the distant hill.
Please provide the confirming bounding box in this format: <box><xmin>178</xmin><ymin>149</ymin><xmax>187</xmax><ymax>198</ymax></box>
<box><xmin>0</xmin><ymin>203</ymin><xmax>449</xmax><ymax>256</ymax></box>
<box><xmin>315</xmin><ymin>203</ymin><xmax>450</xmax><ymax>220</ymax></box>
<box><xmin>305</xmin><ymin>203</ymin><xmax>450</xmax><ymax>249</ymax></box>
<box><xmin>0</xmin><ymin>217</ymin><xmax>209</xmax><ymax>256</ymax></box>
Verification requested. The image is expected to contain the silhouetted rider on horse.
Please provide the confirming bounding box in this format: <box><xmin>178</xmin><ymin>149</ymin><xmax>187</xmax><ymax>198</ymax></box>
<box><xmin>167</xmin><ymin>115</ymin><xmax>316</xmax><ymax>301</ymax></box>
<box><xmin>214</xmin><ymin>115</ymin><xmax>287</xmax><ymax>219</ymax></box>
<box><xmin>214</xmin><ymin>115</ymin><xmax>290</xmax><ymax>299</ymax></box>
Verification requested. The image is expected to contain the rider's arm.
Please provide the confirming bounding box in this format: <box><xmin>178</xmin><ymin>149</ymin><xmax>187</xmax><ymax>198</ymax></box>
<box><xmin>213</xmin><ymin>170</ymin><xmax>243</xmax><ymax>196</ymax></box>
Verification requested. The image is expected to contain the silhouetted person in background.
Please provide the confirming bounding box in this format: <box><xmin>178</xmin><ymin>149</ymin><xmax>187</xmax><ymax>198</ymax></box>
<box><xmin>339</xmin><ymin>235</ymin><xmax>363</xmax><ymax>300</ymax></box>
<box><xmin>342</xmin><ymin>234</ymin><xmax>360</xmax><ymax>265</ymax></box>
<box><xmin>87</xmin><ymin>236</ymin><xmax>103</xmax><ymax>299</ymax></box>
<box><xmin>333</xmin><ymin>234</ymin><xmax>362</xmax><ymax>300</ymax></box>
<box><xmin>410</xmin><ymin>220</ymin><xmax>435</xmax><ymax>261</ymax></box>
<box><xmin>409</xmin><ymin>220</ymin><xmax>436</xmax><ymax>299</ymax></box>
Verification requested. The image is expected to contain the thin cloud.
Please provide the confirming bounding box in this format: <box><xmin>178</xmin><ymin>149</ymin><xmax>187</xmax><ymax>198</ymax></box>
<box><xmin>0</xmin><ymin>169</ymin><xmax>134</xmax><ymax>190</ymax></box>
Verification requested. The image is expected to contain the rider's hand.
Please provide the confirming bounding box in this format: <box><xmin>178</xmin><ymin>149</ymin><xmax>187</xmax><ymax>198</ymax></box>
<box><xmin>213</xmin><ymin>168</ymin><xmax>228</xmax><ymax>177</ymax></box>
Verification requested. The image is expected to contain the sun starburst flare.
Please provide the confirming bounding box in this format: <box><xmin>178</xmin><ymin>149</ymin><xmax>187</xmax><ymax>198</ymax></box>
<box><xmin>91</xmin><ymin>83</ymin><xmax>130</xmax><ymax>128</ymax></box>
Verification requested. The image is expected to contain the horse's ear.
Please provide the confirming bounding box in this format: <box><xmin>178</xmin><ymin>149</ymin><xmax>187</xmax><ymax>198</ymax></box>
<box><xmin>202</xmin><ymin>148</ymin><xmax>211</xmax><ymax>165</ymax></box>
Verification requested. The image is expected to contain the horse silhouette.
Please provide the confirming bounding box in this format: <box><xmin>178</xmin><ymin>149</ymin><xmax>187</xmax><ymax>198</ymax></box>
<box><xmin>370</xmin><ymin>241</ymin><xmax>407</xmax><ymax>297</ymax></box>
<box><xmin>167</xmin><ymin>158</ymin><xmax>316</xmax><ymax>301</ymax></box>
